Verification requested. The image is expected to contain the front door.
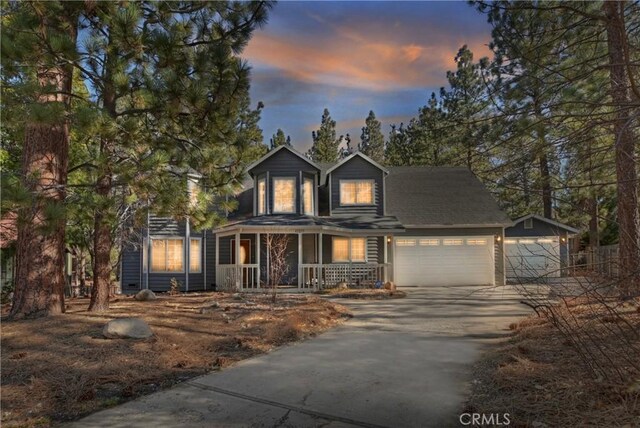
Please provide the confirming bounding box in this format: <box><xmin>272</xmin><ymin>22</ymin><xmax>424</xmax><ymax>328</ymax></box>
<box><xmin>231</xmin><ymin>239</ymin><xmax>251</xmax><ymax>264</ymax></box>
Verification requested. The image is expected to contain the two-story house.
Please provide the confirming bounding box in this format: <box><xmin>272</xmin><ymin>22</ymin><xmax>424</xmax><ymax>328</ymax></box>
<box><xmin>120</xmin><ymin>145</ymin><xmax>513</xmax><ymax>293</ymax></box>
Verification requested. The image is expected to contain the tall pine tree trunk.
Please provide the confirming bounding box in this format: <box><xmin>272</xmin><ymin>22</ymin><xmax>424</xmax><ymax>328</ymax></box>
<box><xmin>10</xmin><ymin>65</ymin><xmax>73</xmax><ymax>318</ymax></box>
<box><xmin>603</xmin><ymin>0</ymin><xmax>640</xmax><ymax>296</ymax></box>
<box><xmin>539</xmin><ymin>153</ymin><xmax>552</xmax><ymax>219</ymax></box>
<box><xmin>89</xmin><ymin>43</ymin><xmax>117</xmax><ymax>311</ymax></box>
<box><xmin>89</xmin><ymin>170</ymin><xmax>112</xmax><ymax>311</ymax></box>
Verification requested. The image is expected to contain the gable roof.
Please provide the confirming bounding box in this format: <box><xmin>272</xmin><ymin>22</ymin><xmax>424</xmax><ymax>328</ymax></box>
<box><xmin>246</xmin><ymin>145</ymin><xmax>320</xmax><ymax>176</ymax></box>
<box><xmin>511</xmin><ymin>214</ymin><xmax>580</xmax><ymax>234</ymax></box>
<box><xmin>384</xmin><ymin>166</ymin><xmax>512</xmax><ymax>227</ymax></box>
<box><xmin>324</xmin><ymin>152</ymin><xmax>388</xmax><ymax>179</ymax></box>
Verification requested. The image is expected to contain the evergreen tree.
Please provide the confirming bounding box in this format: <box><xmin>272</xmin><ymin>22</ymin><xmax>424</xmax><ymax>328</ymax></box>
<box><xmin>270</xmin><ymin>129</ymin><xmax>291</xmax><ymax>149</ymax></box>
<box><xmin>2</xmin><ymin>1</ymin><xmax>272</xmax><ymax>314</ymax></box>
<box><xmin>2</xmin><ymin>1</ymin><xmax>82</xmax><ymax>318</ymax></box>
<box><xmin>359</xmin><ymin>111</ymin><xmax>385</xmax><ymax>163</ymax></box>
<box><xmin>308</xmin><ymin>108</ymin><xmax>341</xmax><ymax>162</ymax></box>
<box><xmin>385</xmin><ymin>123</ymin><xmax>413</xmax><ymax>166</ymax></box>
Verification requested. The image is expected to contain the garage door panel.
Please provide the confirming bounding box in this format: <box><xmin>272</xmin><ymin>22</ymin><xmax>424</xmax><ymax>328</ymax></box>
<box><xmin>505</xmin><ymin>237</ymin><xmax>560</xmax><ymax>278</ymax></box>
<box><xmin>395</xmin><ymin>236</ymin><xmax>494</xmax><ymax>287</ymax></box>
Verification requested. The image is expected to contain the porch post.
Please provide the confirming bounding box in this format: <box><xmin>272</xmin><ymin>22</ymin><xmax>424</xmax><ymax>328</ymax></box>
<box><xmin>383</xmin><ymin>235</ymin><xmax>388</xmax><ymax>282</ymax></box>
<box><xmin>215</xmin><ymin>232</ymin><xmax>219</xmax><ymax>289</ymax></box>
<box><xmin>318</xmin><ymin>232</ymin><xmax>323</xmax><ymax>289</ymax></box>
<box><xmin>348</xmin><ymin>236</ymin><xmax>352</xmax><ymax>286</ymax></box>
<box><xmin>298</xmin><ymin>233</ymin><xmax>303</xmax><ymax>288</ymax></box>
<box><xmin>235</xmin><ymin>231</ymin><xmax>241</xmax><ymax>290</ymax></box>
<box><xmin>256</xmin><ymin>233</ymin><xmax>261</xmax><ymax>288</ymax></box>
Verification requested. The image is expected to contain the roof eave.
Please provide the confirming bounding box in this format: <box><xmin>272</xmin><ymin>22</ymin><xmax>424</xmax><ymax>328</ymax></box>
<box><xmin>246</xmin><ymin>145</ymin><xmax>321</xmax><ymax>176</ymax></box>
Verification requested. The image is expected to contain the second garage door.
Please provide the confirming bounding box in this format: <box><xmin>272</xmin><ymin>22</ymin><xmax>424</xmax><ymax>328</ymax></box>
<box><xmin>394</xmin><ymin>236</ymin><xmax>495</xmax><ymax>287</ymax></box>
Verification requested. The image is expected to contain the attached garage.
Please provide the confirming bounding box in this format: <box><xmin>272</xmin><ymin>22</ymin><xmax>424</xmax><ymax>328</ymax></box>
<box><xmin>505</xmin><ymin>237</ymin><xmax>560</xmax><ymax>278</ymax></box>
<box><xmin>394</xmin><ymin>236</ymin><xmax>495</xmax><ymax>286</ymax></box>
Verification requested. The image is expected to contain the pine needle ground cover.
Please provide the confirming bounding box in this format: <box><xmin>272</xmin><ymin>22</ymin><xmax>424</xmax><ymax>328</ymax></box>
<box><xmin>1</xmin><ymin>293</ymin><xmax>351</xmax><ymax>427</ymax></box>
<box><xmin>466</xmin><ymin>297</ymin><xmax>640</xmax><ymax>427</ymax></box>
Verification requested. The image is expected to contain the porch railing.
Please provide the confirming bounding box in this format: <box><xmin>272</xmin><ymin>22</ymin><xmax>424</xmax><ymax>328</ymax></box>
<box><xmin>300</xmin><ymin>263</ymin><xmax>389</xmax><ymax>290</ymax></box>
<box><xmin>216</xmin><ymin>263</ymin><xmax>389</xmax><ymax>292</ymax></box>
<box><xmin>215</xmin><ymin>264</ymin><xmax>260</xmax><ymax>291</ymax></box>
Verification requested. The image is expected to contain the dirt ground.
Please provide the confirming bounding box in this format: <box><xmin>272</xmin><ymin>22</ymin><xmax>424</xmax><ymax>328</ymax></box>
<box><xmin>1</xmin><ymin>292</ymin><xmax>351</xmax><ymax>427</ymax></box>
<box><xmin>316</xmin><ymin>288</ymin><xmax>406</xmax><ymax>299</ymax></box>
<box><xmin>466</xmin><ymin>297</ymin><xmax>640</xmax><ymax>427</ymax></box>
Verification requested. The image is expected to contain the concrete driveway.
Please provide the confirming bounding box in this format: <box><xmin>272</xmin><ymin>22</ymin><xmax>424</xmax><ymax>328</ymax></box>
<box><xmin>69</xmin><ymin>285</ymin><xmax>531</xmax><ymax>428</ymax></box>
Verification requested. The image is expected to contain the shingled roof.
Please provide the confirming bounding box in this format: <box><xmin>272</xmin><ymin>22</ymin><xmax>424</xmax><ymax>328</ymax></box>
<box><xmin>385</xmin><ymin>166</ymin><xmax>512</xmax><ymax>227</ymax></box>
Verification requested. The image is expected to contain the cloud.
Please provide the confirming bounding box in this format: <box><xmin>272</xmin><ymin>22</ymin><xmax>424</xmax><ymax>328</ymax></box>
<box><xmin>244</xmin><ymin>14</ymin><xmax>491</xmax><ymax>92</ymax></box>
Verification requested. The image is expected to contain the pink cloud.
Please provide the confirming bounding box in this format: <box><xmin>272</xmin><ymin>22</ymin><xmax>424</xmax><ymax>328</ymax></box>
<box><xmin>244</xmin><ymin>24</ymin><xmax>492</xmax><ymax>92</ymax></box>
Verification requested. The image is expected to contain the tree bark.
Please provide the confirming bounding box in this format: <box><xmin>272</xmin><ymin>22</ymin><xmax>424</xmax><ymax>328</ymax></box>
<box><xmin>603</xmin><ymin>0</ymin><xmax>640</xmax><ymax>296</ymax></box>
<box><xmin>88</xmin><ymin>35</ymin><xmax>117</xmax><ymax>311</ymax></box>
<box><xmin>88</xmin><ymin>170</ymin><xmax>113</xmax><ymax>311</ymax></box>
<box><xmin>9</xmin><ymin>18</ymin><xmax>75</xmax><ymax>319</ymax></box>
<box><xmin>539</xmin><ymin>153</ymin><xmax>553</xmax><ymax>219</ymax></box>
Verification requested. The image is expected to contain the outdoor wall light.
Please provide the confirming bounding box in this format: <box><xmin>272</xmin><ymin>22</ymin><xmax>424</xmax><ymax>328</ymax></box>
<box><xmin>387</xmin><ymin>237</ymin><xmax>392</xmax><ymax>243</ymax></box>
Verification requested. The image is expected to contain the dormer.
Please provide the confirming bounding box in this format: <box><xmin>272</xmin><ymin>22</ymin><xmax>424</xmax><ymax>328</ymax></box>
<box><xmin>246</xmin><ymin>145</ymin><xmax>321</xmax><ymax>216</ymax></box>
<box><xmin>324</xmin><ymin>152</ymin><xmax>388</xmax><ymax>217</ymax></box>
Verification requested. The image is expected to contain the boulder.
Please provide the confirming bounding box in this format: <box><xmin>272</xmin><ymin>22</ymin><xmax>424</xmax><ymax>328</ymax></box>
<box><xmin>135</xmin><ymin>289</ymin><xmax>156</xmax><ymax>301</ymax></box>
<box><xmin>337</xmin><ymin>282</ymin><xmax>349</xmax><ymax>289</ymax></box>
<box><xmin>383</xmin><ymin>281</ymin><xmax>396</xmax><ymax>291</ymax></box>
<box><xmin>103</xmin><ymin>318</ymin><xmax>153</xmax><ymax>339</ymax></box>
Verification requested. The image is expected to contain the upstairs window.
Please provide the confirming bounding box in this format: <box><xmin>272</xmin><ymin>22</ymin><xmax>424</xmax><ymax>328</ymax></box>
<box><xmin>188</xmin><ymin>179</ymin><xmax>200</xmax><ymax>207</ymax></box>
<box><xmin>273</xmin><ymin>177</ymin><xmax>296</xmax><ymax>213</ymax></box>
<box><xmin>332</xmin><ymin>237</ymin><xmax>366</xmax><ymax>262</ymax></box>
<box><xmin>340</xmin><ymin>180</ymin><xmax>374</xmax><ymax>205</ymax></box>
<box><xmin>151</xmin><ymin>238</ymin><xmax>184</xmax><ymax>272</ymax></box>
<box><xmin>524</xmin><ymin>218</ymin><xmax>533</xmax><ymax>229</ymax></box>
<box><xmin>303</xmin><ymin>177</ymin><xmax>314</xmax><ymax>215</ymax></box>
<box><xmin>257</xmin><ymin>177</ymin><xmax>266</xmax><ymax>215</ymax></box>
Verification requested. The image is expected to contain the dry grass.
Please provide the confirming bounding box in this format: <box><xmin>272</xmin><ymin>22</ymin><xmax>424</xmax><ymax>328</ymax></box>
<box><xmin>316</xmin><ymin>288</ymin><xmax>406</xmax><ymax>299</ymax></box>
<box><xmin>467</xmin><ymin>297</ymin><xmax>640</xmax><ymax>427</ymax></box>
<box><xmin>1</xmin><ymin>292</ymin><xmax>351</xmax><ymax>427</ymax></box>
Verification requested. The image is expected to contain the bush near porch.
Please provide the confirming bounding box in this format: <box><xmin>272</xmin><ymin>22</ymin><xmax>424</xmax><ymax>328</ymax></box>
<box><xmin>0</xmin><ymin>292</ymin><xmax>351</xmax><ymax>427</ymax></box>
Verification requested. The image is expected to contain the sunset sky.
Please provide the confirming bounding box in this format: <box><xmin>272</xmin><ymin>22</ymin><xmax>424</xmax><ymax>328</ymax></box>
<box><xmin>242</xmin><ymin>1</ymin><xmax>493</xmax><ymax>152</ymax></box>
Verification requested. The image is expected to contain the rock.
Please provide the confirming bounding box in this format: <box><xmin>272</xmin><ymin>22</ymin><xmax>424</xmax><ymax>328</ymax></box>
<box><xmin>199</xmin><ymin>302</ymin><xmax>219</xmax><ymax>314</ymax></box>
<box><xmin>103</xmin><ymin>318</ymin><xmax>153</xmax><ymax>339</ymax></box>
<box><xmin>337</xmin><ymin>282</ymin><xmax>348</xmax><ymax>289</ymax></box>
<box><xmin>383</xmin><ymin>281</ymin><xmax>396</xmax><ymax>291</ymax></box>
<box><xmin>232</xmin><ymin>293</ymin><xmax>242</xmax><ymax>300</ymax></box>
<box><xmin>135</xmin><ymin>289</ymin><xmax>156</xmax><ymax>301</ymax></box>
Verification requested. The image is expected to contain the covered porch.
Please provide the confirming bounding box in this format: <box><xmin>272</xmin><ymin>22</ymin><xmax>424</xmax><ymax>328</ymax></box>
<box><xmin>214</xmin><ymin>225</ymin><xmax>396</xmax><ymax>292</ymax></box>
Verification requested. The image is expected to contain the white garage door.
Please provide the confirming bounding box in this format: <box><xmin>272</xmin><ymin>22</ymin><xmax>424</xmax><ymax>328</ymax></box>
<box><xmin>505</xmin><ymin>237</ymin><xmax>560</xmax><ymax>278</ymax></box>
<box><xmin>394</xmin><ymin>236</ymin><xmax>495</xmax><ymax>286</ymax></box>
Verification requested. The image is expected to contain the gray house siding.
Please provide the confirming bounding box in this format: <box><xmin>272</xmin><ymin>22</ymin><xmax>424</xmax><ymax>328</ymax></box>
<box><xmin>250</xmin><ymin>149</ymin><xmax>319</xmax><ymax>216</ymax></box>
<box><xmin>121</xmin><ymin>215</ymin><xmax>206</xmax><ymax>294</ymax></box>
<box><xmin>121</xmin><ymin>237</ymin><xmax>143</xmax><ymax>293</ymax></box>
<box><xmin>329</xmin><ymin>156</ymin><xmax>384</xmax><ymax>216</ymax></box>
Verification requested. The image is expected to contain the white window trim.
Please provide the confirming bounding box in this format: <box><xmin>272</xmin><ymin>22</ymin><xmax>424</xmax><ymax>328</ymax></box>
<box><xmin>339</xmin><ymin>179</ymin><xmax>375</xmax><ymax>206</ymax></box>
<box><xmin>150</xmin><ymin>237</ymin><xmax>185</xmax><ymax>273</ymax></box>
<box><xmin>272</xmin><ymin>176</ymin><xmax>297</xmax><ymax>214</ymax></box>
<box><xmin>332</xmin><ymin>237</ymin><xmax>367</xmax><ymax>263</ymax></box>
<box><xmin>189</xmin><ymin>237</ymin><xmax>202</xmax><ymax>273</ymax></box>
<box><xmin>302</xmin><ymin>177</ymin><xmax>315</xmax><ymax>215</ymax></box>
<box><xmin>257</xmin><ymin>177</ymin><xmax>266</xmax><ymax>215</ymax></box>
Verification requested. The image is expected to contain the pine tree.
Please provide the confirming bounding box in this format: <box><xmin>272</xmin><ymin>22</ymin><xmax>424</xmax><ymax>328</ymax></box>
<box><xmin>359</xmin><ymin>111</ymin><xmax>385</xmax><ymax>164</ymax></box>
<box><xmin>308</xmin><ymin>108</ymin><xmax>341</xmax><ymax>163</ymax></box>
<box><xmin>2</xmin><ymin>1</ymin><xmax>83</xmax><ymax>318</ymax></box>
<box><xmin>270</xmin><ymin>129</ymin><xmax>291</xmax><ymax>149</ymax></box>
<box><xmin>2</xmin><ymin>1</ymin><xmax>273</xmax><ymax>314</ymax></box>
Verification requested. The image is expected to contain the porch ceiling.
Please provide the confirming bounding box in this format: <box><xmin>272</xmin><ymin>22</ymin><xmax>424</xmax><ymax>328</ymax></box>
<box><xmin>213</xmin><ymin>214</ymin><xmax>405</xmax><ymax>236</ymax></box>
